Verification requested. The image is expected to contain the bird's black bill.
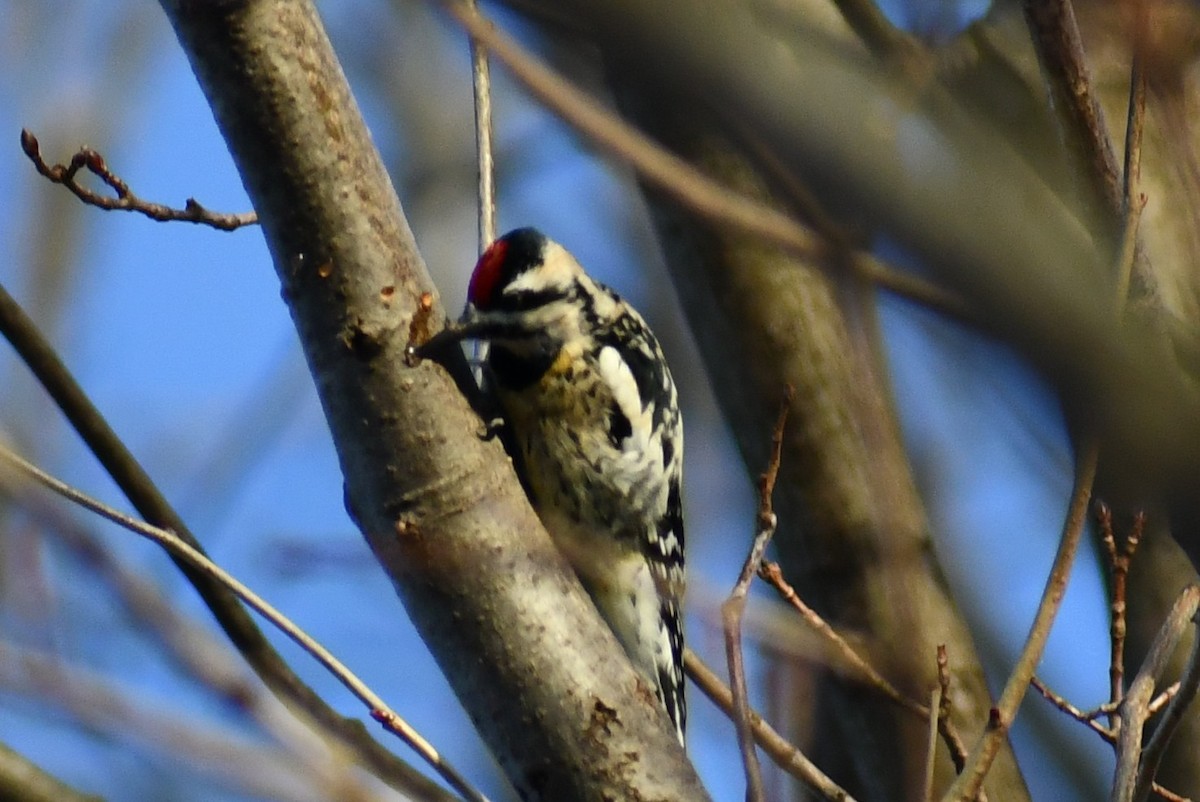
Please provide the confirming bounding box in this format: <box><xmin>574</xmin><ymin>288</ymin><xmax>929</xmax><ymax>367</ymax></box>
<box><xmin>412</xmin><ymin>323</ymin><xmax>474</xmax><ymax>360</ymax></box>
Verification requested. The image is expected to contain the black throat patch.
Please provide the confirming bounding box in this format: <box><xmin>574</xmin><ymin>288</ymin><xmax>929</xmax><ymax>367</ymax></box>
<box><xmin>488</xmin><ymin>341</ymin><xmax>559</xmax><ymax>392</ymax></box>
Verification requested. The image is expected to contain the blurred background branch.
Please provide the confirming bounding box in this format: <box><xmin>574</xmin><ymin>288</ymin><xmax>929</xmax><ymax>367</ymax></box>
<box><xmin>3</xmin><ymin>0</ymin><xmax>1200</xmax><ymax>799</ymax></box>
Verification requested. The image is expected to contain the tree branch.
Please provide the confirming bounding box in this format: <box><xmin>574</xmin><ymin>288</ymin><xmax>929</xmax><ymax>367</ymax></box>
<box><xmin>19</xmin><ymin>130</ymin><xmax>258</xmax><ymax>230</ymax></box>
<box><xmin>157</xmin><ymin>0</ymin><xmax>707</xmax><ymax>798</ymax></box>
<box><xmin>945</xmin><ymin>441</ymin><xmax>1098</xmax><ymax>801</ymax></box>
<box><xmin>722</xmin><ymin>391</ymin><xmax>790</xmax><ymax>802</ymax></box>
<box><xmin>0</xmin><ymin>281</ymin><xmax>447</xmax><ymax>800</ymax></box>
<box><xmin>442</xmin><ymin>0</ymin><xmax>972</xmax><ymax>324</ymax></box>
<box><xmin>1021</xmin><ymin>0</ymin><xmax>1122</xmax><ymax>230</ymax></box>
<box><xmin>0</xmin><ymin>742</ymin><xmax>101</xmax><ymax>802</ymax></box>
<box><xmin>0</xmin><ymin>442</ymin><xmax>486</xmax><ymax>802</ymax></box>
<box><xmin>684</xmin><ymin>651</ymin><xmax>855</xmax><ymax>801</ymax></box>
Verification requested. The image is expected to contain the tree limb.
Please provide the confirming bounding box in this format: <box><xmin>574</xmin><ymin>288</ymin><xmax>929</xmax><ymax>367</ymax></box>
<box><xmin>156</xmin><ymin>0</ymin><xmax>707</xmax><ymax>798</ymax></box>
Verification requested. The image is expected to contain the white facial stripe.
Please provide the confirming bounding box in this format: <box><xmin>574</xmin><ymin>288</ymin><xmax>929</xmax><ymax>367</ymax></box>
<box><xmin>503</xmin><ymin>240</ymin><xmax>581</xmax><ymax>296</ymax></box>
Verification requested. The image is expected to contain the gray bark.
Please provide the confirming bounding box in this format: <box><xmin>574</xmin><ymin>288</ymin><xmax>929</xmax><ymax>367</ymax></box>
<box><xmin>157</xmin><ymin>1</ymin><xmax>708</xmax><ymax>799</ymax></box>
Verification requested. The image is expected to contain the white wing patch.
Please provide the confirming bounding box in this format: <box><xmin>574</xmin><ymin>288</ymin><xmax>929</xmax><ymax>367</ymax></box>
<box><xmin>597</xmin><ymin>344</ymin><xmax>655</xmax><ymax>453</ymax></box>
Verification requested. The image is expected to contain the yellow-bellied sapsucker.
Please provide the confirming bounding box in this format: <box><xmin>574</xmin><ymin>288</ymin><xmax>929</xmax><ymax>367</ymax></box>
<box><xmin>425</xmin><ymin>227</ymin><xmax>686</xmax><ymax>743</ymax></box>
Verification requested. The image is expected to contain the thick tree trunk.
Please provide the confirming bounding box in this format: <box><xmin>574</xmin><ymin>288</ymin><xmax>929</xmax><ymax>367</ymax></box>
<box><xmin>158</xmin><ymin>1</ymin><xmax>708</xmax><ymax>798</ymax></box>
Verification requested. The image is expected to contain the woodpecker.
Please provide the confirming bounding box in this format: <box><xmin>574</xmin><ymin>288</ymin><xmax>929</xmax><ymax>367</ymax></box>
<box><xmin>422</xmin><ymin>227</ymin><xmax>686</xmax><ymax>743</ymax></box>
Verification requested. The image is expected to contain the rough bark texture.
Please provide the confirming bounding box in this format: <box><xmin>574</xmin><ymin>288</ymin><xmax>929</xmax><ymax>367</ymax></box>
<box><xmin>157</xmin><ymin>1</ymin><xmax>709</xmax><ymax>799</ymax></box>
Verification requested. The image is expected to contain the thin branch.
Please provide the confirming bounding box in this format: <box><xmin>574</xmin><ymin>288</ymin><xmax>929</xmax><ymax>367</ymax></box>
<box><xmin>757</xmin><ymin>559</ymin><xmax>973</xmax><ymax>776</ymax></box>
<box><xmin>469</xmin><ymin>0</ymin><xmax>496</xmax><ymax>252</ymax></box>
<box><xmin>0</xmin><ymin>442</ymin><xmax>489</xmax><ymax>802</ymax></box>
<box><xmin>468</xmin><ymin>0</ymin><xmax>495</xmax><ymax>382</ymax></box>
<box><xmin>0</xmin><ymin>741</ymin><xmax>102</xmax><ymax>802</ymax></box>
<box><xmin>1114</xmin><ymin>22</ymin><xmax>1147</xmax><ymax>307</ymax></box>
<box><xmin>440</xmin><ymin>0</ymin><xmax>972</xmax><ymax>323</ymax></box>
<box><xmin>1098</xmin><ymin>504</ymin><xmax>1145</xmax><ymax>728</ymax></box>
<box><xmin>684</xmin><ymin>650</ymin><xmax>856</xmax><ymax>802</ymax></box>
<box><xmin>1022</xmin><ymin>0</ymin><xmax>1122</xmax><ymax>226</ymax></box>
<box><xmin>1129</xmin><ymin>586</ymin><xmax>1200</xmax><ymax>802</ymax></box>
<box><xmin>1148</xmin><ymin>784</ymin><xmax>1190</xmax><ymax>802</ymax></box>
<box><xmin>1029</xmin><ymin>669</ymin><xmax>1191</xmax><ymax>802</ymax></box>
<box><xmin>1029</xmin><ymin>676</ymin><xmax>1115</xmax><ymax>742</ymax></box>
<box><xmin>0</xmin><ymin>281</ymin><xmax>451</xmax><ymax>801</ymax></box>
<box><xmin>757</xmin><ymin>561</ymin><xmax>920</xmax><ymax>716</ymax></box>
<box><xmin>944</xmin><ymin>440</ymin><xmax>1099</xmax><ymax>801</ymax></box>
<box><xmin>1</xmin><ymin>478</ymin><xmax>353</xmax><ymax>775</ymax></box>
<box><xmin>441</xmin><ymin>1</ymin><xmax>817</xmax><ymax>250</ymax></box>
<box><xmin>1097</xmin><ymin>504</ymin><xmax>1123</xmax><ymax>707</ymax></box>
<box><xmin>1027</xmin><ymin>29</ymin><xmax>1176</xmax><ymax>787</ymax></box>
<box><xmin>19</xmin><ymin>129</ymin><xmax>258</xmax><ymax>231</ymax></box>
<box><xmin>936</xmin><ymin>645</ymin><xmax>970</xmax><ymax>775</ymax></box>
<box><xmin>924</xmin><ymin>685</ymin><xmax>942</xmax><ymax>802</ymax></box>
<box><xmin>722</xmin><ymin>389</ymin><xmax>791</xmax><ymax>802</ymax></box>
<box><xmin>1147</xmin><ymin>683</ymin><xmax>1181</xmax><ymax>718</ymax></box>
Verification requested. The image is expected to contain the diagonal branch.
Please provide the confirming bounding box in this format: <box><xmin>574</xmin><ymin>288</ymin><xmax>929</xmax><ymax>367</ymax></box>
<box><xmin>722</xmin><ymin>390</ymin><xmax>791</xmax><ymax>802</ymax></box>
<box><xmin>0</xmin><ymin>282</ymin><xmax>452</xmax><ymax>801</ymax></box>
<box><xmin>945</xmin><ymin>441</ymin><xmax>1099</xmax><ymax>801</ymax></box>
<box><xmin>20</xmin><ymin>129</ymin><xmax>258</xmax><ymax>230</ymax></box>
<box><xmin>1022</xmin><ymin>0</ymin><xmax>1122</xmax><ymax>229</ymax></box>
<box><xmin>1122</xmin><ymin>586</ymin><xmax>1200</xmax><ymax>802</ymax></box>
<box><xmin>440</xmin><ymin>0</ymin><xmax>972</xmax><ymax>324</ymax></box>
<box><xmin>0</xmin><ymin>442</ymin><xmax>489</xmax><ymax>802</ymax></box>
<box><xmin>0</xmin><ymin>742</ymin><xmax>101</xmax><ymax>802</ymax></box>
<box><xmin>157</xmin><ymin>0</ymin><xmax>708</xmax><ymax>798</ymax></box>
<box><xmin>684</xmin><ymin>651</ymin><xmax>854</xmax><ymax>801</ymax></box>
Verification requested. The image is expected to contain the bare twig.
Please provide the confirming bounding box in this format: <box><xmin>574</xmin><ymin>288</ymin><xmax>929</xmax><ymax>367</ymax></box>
<box><xmin>1147</xmin><ymin>683</ymin><xmax>1180</xmax><ymax>718</ymax></box>
<box><xmin>1022</xmin><ymin>0</ymin><xmax>1122</xmax><ymax>226</ymax></box>
<box><xmin>757</xmin><ymin>561</ymin><xmax>919</xmax><ymax>716</ymax></box>
<box><xmin>0</xmin><ymin>442</ymin><xmax>489</xmax><ymax>802</ymax></box>
<box><xmin>1128</xmin><ymin>587</ymin><xmax>1200</xmax><ymax>802</ymax></box>
<box><xmin>439</xmin><ymin>0</ymin><xmax>972</xmax><ymax>323</ymax></box>
<box><xmin>924</xmin><ymin>685</ymin><xmax>942</xmax><ymax>802</ymax></box>
<box><xmin>1029</xmin><ymin>670</ymin><xmax>1191</xmax><ymax>802</ymax></box>
<box><xmin>468</xmin><ymin>0</ymin><xmax>495</xmax><ymax>252</ymax></box>
<box><xmin>0</xmin><ymin>281</ymin><xmax>451</xmax><ymax>801</ymax></box>
<box><xmin>935</xmin><ymin>645</ymin><xmax>969</xmax><ymax>774</ymax></box>
<box><xmin>945</xmin><ymin>440</ymin><xmax>1098</xmax><ymax>801</ymax></box>
<box><xmin>1097</xmin><ymin>504</ymin><xmax>1124</xmax><ymax>709</ymax></box>
<box><xmin>440</xmin><ymin>2</ymin><xmax>818</xmax><ymax>252</ymax></box>
<box><xmin>683</xmin><ymin>650</ymin><xmax>856</xmax><ymax>801</ymax></box>
<box><xmin>1097</xmin><ymin>504</ymin><xmax>1146</xmax><ymax>729</ymax></box>
<box><xmin>1148</xmin><ymin>784</ymin><xmax>1190</xmax><ymax>802</ymax></box>
<box><xmin>722</xmin><ymin>390</ymin><xmax>791</xmax><ymax>802</ymax></box>
<box><xmin>0</xmin><ymin>479</ymin><xmax>360</xmax><ymax>779</ymax></box>
<box><xmin>1029</xmin><ymin>676</ymin><xmax>1115</xmax><ymax>742</ymax></box>
<box><xmin>757</xmin><ymin>560</ymin><xmax>973</xmax><ymax>775</ymax></box>
<box><xmin>1025</xmin><ymin>61</ymin><xmax>1180</xmax><ymax>786</ymax></box>
<box><xmin>468</xmin><ymin>0</ymin><xmax>495</xmax><ymax>381</ymax></box>
<box><xmin>19</xmin><ymin>129</ymin><xmax>258</xmax><ymax>231</ymax></box>
<box><xmin>1115</xmin><ymin>20</ymin><xmax>1147</xmax><ymax>307</ymax></box>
